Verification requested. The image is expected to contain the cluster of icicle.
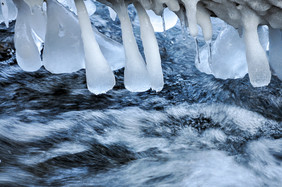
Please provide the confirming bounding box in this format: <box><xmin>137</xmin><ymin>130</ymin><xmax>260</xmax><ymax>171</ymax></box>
<box><xmin>0</xmin><ymin>0</ymin><xmax>281</xmax><ymax>95</ymax></box>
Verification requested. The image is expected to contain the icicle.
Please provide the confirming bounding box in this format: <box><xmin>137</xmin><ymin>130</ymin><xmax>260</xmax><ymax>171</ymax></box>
<box><xmin>176</xmin><ymin>7</ymin><xmax>188</xmax><ymax>40</ymax></box>
<box><xmin>114</xmin><ymin>0</ymin><xmax>150</xmax><ymax>92</ymax></box>
<box><xmin>146</xmin><ymin>8</ymin><xmax>178</xmax><ymax>33</ymax></box>
<box><xmin>268</xmin><ymin>27</ymin><xmax>282</xmax><ymax>80</ymax></box>
<box><xmin>180</xmin><ymin>22</ymin><xmax>187</xmax><ymax>40</ymax></box>
<box><xmin>196</xmin><ymin>3</ymin><xmax>213</xmax><ymax>69</ymax></box>
<box><xmin>207</xmin><ymin>40</ymin><xmax>212</xmax><ymax>67</ymax></box>
<box><xmin>0</xmin><ymin>0</ymin><xmax>17</xmax><ymax>25</ymax></box>
<box><xmin>135</xmin><ymin>2</ymin><xmax>164</xmax><ymax>92</ymax></box>
<box><xmin>196</xmin><ymin>3</ymin><xmax>212</xmax><ymax>42</ymax></box>
<box><xmin>13</xmin><ymin>0</ymin><xmax>42</xmax><ymax>71</ymax></box>
<box><xmin>161</xmin><ymin>10</ymin><xmax>166</xmax><ymax>37</ymax></box>
<box><xmin>43</xmin><ymin>0</ymin><xmax>85</xmax><ymax>74</ymax></box>
<box><xmin>181</xmin><ymin>0</ymin><xmax>199</xmax><ymax>37</ymax></box>
<box><xmin>1</xmin><ymin>0</ymin><xmax>9</xmax><ymax>27</ymax></box>
<box><xmin>240</xmin><ymin>6</ymin><xmax>271</xmax><ymax>87</ymax></box>
<box><xmin>194</xmin><ymin>37</ymin><xmax>200</xmax><ymax>64</ymax></box>
<box><xmin>74</xmin><ymin>0</ymin><xmax>115</xmax><ymax>94</ymax></box>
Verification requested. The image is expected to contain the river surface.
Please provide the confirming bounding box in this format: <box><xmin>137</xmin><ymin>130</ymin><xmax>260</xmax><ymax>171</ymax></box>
<box><xmin>0</xmin><ymin>3</ymin><xmax>281</xmax><ymax>186</ymax></box>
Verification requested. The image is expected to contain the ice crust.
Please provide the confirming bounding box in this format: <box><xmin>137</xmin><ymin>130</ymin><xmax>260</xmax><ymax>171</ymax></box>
<box><xmin>1</xmin><ymin>0</ymin><xmax>282</xmax><ymax>94</ymax></box>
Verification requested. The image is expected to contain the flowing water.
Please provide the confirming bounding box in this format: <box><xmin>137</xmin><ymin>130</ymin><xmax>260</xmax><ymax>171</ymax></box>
<box><xmin>0</xmin><ymin>3</ymin><xmax>281</xmax><ymax>186</ymax></box>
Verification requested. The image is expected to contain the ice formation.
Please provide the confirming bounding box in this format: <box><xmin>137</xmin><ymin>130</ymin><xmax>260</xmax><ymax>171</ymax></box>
<box><xmin>0</xmin><ymin>0</ymin><xmax>17</xmax><ymax>28</ymax></box>
<box><xmin>74</xmin><ymin>0</ymin><xmax>115</xmax><ymax>94</ymax></box>
<box><xmin>197</xmin><ymin>23</ymin><xmax>269</xmax><ymax>80</ymax></box>
<box><xmin>0</xmin><ymin>0</ymin><xmax>281</xmax><ymax>94</ymax></box>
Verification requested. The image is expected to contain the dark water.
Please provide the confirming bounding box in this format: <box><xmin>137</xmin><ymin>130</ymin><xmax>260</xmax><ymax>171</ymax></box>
<box><xmin>0</xmin><ymin>3</ymin><xmax>281</xmax><ymax>186</ymax></box>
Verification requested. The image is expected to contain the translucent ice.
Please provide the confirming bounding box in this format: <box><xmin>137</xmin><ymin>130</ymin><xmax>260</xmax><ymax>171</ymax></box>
<box><xmin>135</xmin><ymin>2</ymin><xmax>164</xmax><ymax>91</ymax></box>
<box><xmin>181</xmin><ymin>0</ymin><xmax>199</xmax><ymax>37</ymax></box>
<box><xmin>197</xmin><ymin>24</ymin><xmax>247</xmax><ymax>79</ymax></box>
<box><xmin>268</xmin><ymin>28</ymin><xmax>282</xmax><ymax>80</ymax></box>
<box><xmin>13</xmin><ymin>0</ymin><xmax>42</xmax><ymax>71</ymax></box>
<box><xmin>146</xmin><ymin>8</ymin><xmax>178</xmax><ymax>33</ymax></box>
<box><xmin>1</xmin><ymin>0</ymin><xmax>9</xmax><ymax>27</ymax></box>
<box><xmin>94</xmin><ymin>28</ymin><xmax>125</xmax><ymax>71</ymax></box>
<box><xmin>0</xmin><ymin>0</ymin><xmax>17</xmax><ymax>28</ymax></box>
<box><xmin>74</xmin><ymin>0</ymin><xmax>115</xmax><ymax>94</ymax></box>
<box><xmin>3</xmin><ymin>0</ymin><xmax>282</xmax><ymax>92</ymax></box>
<box><xmin>23</xmin><ymin>0</ymin><xmax>43</xmax><ymax>8</ymax></box>
<box><xmin>108</xmin><ymin>6</ymin><xmax>117</xmax><ymax>21</ymax></box>
<box><xmin>240</xmin><ymin>6</ymin><xmax>271</xmax><ymax>87</ymax></box>
<box><xmin>159</xmin><ymin>0</ymin><xmax>180</xmax><ymax>12</ymax></box>
<box><xmin>43</xmin><ymin>0</ymin><xmax>85</xmax><ymax>74</ymax></box>
<box><xmin>114</xmin><ymin>0</ymin><xmax>150</xmax><ymax>92</ymax></box>
<box><xmin>57</xmin><ymin>0</ymin><xmax>96</xmax><ymax>16</ymax></box>
<box><xmin>196</xmin><ymin>3</ymin><xmax>212</xmax><ymax>42</ymax></box>
<box><xmin>197</xmin><ymin>21</ymin><xmax>269</xmax><ymax>80</ymax></box>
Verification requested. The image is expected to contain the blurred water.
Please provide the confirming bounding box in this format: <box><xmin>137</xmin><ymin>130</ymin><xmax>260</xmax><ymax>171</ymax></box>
<box><xmin>0</xmin><ymin>2</ymin><xmax>281</xmax><ymax>186</ymax></box>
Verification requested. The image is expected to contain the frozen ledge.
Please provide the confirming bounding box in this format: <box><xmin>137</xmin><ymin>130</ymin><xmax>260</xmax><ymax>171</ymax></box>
<box><xmin>1</xmin><ymin>0</ymin><xmax>282</xmax><ymax>94</ymax></box>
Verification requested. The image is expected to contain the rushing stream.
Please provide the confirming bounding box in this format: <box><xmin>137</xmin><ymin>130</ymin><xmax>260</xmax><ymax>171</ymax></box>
<box><xmin>0</xmin><ymin>3</ymin><xmax>281</xmax><ymax>186</ymax></box>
